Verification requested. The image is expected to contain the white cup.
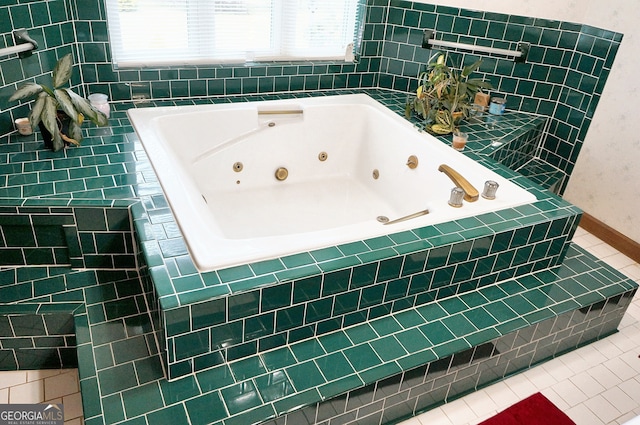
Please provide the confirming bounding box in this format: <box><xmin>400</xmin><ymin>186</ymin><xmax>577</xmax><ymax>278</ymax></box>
<box><xmin>15</xmin><ymin>118</ymin><xmax>33</xmax><ymax>135</ymax></box>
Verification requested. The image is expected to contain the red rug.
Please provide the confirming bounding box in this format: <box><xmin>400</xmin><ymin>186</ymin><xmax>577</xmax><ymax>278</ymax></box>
<box><xmin>478</xmin><ymin>392</ymin><xmax>576</xmax><ymax>425</ymax></box>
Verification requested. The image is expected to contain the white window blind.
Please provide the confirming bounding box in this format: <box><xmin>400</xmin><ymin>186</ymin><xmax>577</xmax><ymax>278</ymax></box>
<box><xmin>105</xmin><ymin>0</ymin><xmax>363</xmax><ymax>67</ymax></box>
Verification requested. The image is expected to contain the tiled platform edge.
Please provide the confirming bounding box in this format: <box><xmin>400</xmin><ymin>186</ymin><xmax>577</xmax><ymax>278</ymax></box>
<box><xmin>0</xmin><ymin>269</ymin><xmax>142</xmax><ymax>370</ymax></box>
<box><xmin>0</xmin><ymin>90</ymin><xmax>567</xmax><ymax>378</ymax></box>
<box><xmin>0</xmin><ymin>89</ymin><xmax>636</xmax><ymax>424</ymax></box>
<box><xmin>0</xmin><ymin>302</ymin><xmax>80</xmax><ymax>370</ymax></box>
<box><xmin>156</xmin><ymin>200</ymin><xmax>581</xmax><ymax>381</ymax></box>
<box><xmin>2</xmin><ymin>235</ymin><xmax>636</xmax><ymax>425</ymax></box>
<box><xmin>0</xmin><ymin>206</ymin><xmax>137</xmax><ymax>269</ymax></box>
<box><xmin>71</xmin><ymin>244</ymin><xmax>636</xmax><ymax>425</ymax></box>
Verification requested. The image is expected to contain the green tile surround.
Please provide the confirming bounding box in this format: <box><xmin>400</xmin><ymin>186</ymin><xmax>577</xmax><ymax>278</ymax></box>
<box><xmin>0</xmin><ymin>206</ymin><xmax>136</xmax><ymax>268</ymax></box>
<box><xmin>1</xmin><ymin>244</ymin><xmax>636</xmax><ymax>425</ymax></box>
<box><xmin>0</xmin><ymin>1</ymin><xmax>631</xmax><ymax>422</ymax></box>
<box><xmin>0</xmin><ymin>0</ymin><xmax>623</xmax><ymax>195</ymax></box>
<box><xmin>1</xmin><ymin>89</ymin><xmax>578</xmax><ymax>380</ymax></box>
<box><xmin>0</xmin><ymin>89</ymin><xmax>637</xmax><ymax>424</ymax></box>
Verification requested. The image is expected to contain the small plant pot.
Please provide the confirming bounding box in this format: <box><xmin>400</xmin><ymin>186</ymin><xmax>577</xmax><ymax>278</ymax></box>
<box><xmin>38</xmin><ymin>112</ymin><xmax>71</xmax><ymax>150</ymax></box>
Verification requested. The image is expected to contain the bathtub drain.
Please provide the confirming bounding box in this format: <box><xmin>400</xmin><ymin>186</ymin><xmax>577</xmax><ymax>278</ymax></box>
<box><xmin>376</xmin><ymin>216</ymin><xmax>389</xmax><ymax>223</ymax></box>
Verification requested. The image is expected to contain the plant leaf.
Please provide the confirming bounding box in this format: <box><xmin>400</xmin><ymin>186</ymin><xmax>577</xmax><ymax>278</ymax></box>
<box><xmin>467</xmin><ymin>79</ymin><xmax>492</xmax><ymax>90</ymax></box>
<box><xmin>65</xmin><ymin>89</ymin><xmax>108</xmax><ymax>126</ymax></box>
<box><xmin>9</xmin><ymin>83</ymin><xmax>43</xmax><ymax>102</ymax></box>
<box><xmin>41</xmin><ymin>97</ymin><xmax>64</xmax><ymax>151</ymax></box>
<box><xmin>67</xmin><ymin>121</ymin><xmax>83</xmax><ymax>145</ymax></box>
<box><xmin>53</xmin><ymin>89</ymin><xmax>79</xmax><ymax>122</ymax></box>
<box><xmin>41</xmin><ymin>97</ymin><xmax>58</xmax><ymax>135</ymax></box>
<box><xmin>462</xmin><ymin>60</ymin><xmax>482</xmax><ymax>78</ymax></box>
<box><xmin>52</xmin><ymin>130</ymin><xmax>64</xmax><ymax>151</ymax></box>
<box><xmin>54</xmin><ymin>89</ymin><xmax>80</xmax><ymax>123</ymax></box>
<box><xmin>53</xmin><ymin>53</ymin><xmax>73</xmax><ymax>89</ymax></box>
<box><xmin>29</xmin><ymin>93</ymin><xmax>47</xmax><ymax>128</ymax></box>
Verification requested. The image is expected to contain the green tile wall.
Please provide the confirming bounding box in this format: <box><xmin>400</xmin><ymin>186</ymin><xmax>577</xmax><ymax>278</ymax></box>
<box><xmin>1</xmin><ymin>0</ymin><xmax>622</xmax><ymax>193</ymax></box>
<box><xmin>161</xmin><ymin>208</ymin><xmax>581</xmax><ymax>379</ymax></box>
<box><xmin>0</xmin><ymin>266</ymin><xmax>139</xmax><ymax>370</ymax></box>
<box><xmin>0</xmin><ymin>206</ymin><xmax>136</xmax><ymax>268</ymax></box>
<box><xmin>375</xmin><ymin>1</ymin><xmax>621</xmax><ymax>193</ymax></box>
<box><xmin>0</xmin><ymin>0</ymin><xmax>80</xmax><ymax>135</ymax></box>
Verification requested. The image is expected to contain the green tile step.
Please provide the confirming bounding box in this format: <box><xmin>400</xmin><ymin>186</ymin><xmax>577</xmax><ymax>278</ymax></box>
<box><xmin>0</xmin><ymin>268</ymin><xmax>140</xmax><ymax>370</ymax></box>
<box><xmin>515</xmin><ymin>158</ymin><xmax>567</xmax><ymax>193</ymax></box>
<box><xmin>73</xmin><ymin>243</ymin><xmax>637</xmax><ymax>425</ymax></box>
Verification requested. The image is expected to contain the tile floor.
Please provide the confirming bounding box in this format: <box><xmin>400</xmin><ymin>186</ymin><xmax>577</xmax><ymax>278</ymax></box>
<box><xmin>1</xmin><ymin>227</ymin><xmax>638</xmax><ymax>425</ymax></box>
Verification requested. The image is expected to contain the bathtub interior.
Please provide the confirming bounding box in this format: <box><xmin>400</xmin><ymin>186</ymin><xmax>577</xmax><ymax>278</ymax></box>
<box><xmin>128</xmin><ymin>94</ymin><xmax>538</xmax><ymax>270</ymax></box>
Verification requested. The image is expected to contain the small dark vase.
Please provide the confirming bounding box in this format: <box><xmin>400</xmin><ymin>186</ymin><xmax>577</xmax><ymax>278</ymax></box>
<box><xmin>38</xmin><ymin>111</ymin><xmax>71</xmax><ymax>150</ymax></box>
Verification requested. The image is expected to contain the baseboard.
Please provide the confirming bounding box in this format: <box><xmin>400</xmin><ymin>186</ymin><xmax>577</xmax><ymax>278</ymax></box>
<box><xmin>579</xmin><ymin>213</ymin><xmax>640</xmax><ymax>263</ymax></box>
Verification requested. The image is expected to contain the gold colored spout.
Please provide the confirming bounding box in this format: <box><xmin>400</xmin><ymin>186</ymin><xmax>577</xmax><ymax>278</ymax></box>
<box><xmin>438</xmin><ymin>164</ymin><xmax>479</xmax><ymax>202</ymax></box>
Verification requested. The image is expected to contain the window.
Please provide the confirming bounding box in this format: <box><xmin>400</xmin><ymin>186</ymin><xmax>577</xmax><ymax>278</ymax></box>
<box><xmin>105</xmin><ymin>0</ymin><xmax>363</xmax><ymax>67</ymax></box>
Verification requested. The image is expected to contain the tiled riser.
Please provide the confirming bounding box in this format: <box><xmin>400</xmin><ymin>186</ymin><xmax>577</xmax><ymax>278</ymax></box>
<box><xmin>263</xmin><ymin>290</ymin><xmax>633</xmax><ymax>425</ymax></box>
<box><xmin>0</xmin><ymin>313</ymin><xmax>78</xmax><ymax>370</ymax></box>
<box><xmin>162</xmin><ymin>213</ymin><xmax>580</xmax><ymax>380</ymax></box>
<box><xmin>0</xmin><ymin>207</ymin><xmax>136</xmax><ymax>269</ymax></box>
<box><xmin>491</xmin><ymin>118</ymin><xmax>546</xmax><ymax>172</ymax></box>
<box><xmin>14</xmin><ymin>241</ymin><xmax>630</xmax><ymax>425</ymax></box>
<box><xmin>0</xmin><ymin>266</ymin><xmax>142</xmax><ymax>370</ymax></box>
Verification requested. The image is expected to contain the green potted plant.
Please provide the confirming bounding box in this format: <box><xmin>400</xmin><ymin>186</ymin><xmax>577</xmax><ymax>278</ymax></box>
<box><xmin>9</xmin><ymin>53</ymin><xmax>108</xmax><ymax>152</ymax></box>
<box><xmin>410</xmin><ymin>52</ymin><xmax>492</xmax><ymax>135</ymax></box>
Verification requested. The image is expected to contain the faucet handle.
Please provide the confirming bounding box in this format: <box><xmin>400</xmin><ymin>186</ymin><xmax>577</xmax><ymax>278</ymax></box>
<box><xmin>448</xmin><ymin>187</ymin><xmax>465</xmax><ymax>208</ymax></box>
<box><xmin>482</xmin><ymin>180</ymin><xmax>499</xmax><ymax>200</ymax></box>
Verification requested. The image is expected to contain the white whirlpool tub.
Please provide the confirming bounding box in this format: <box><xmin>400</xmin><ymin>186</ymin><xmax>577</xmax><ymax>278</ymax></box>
<box><xmin>128</xmin><ymin>94</ymin><xmax>537</xmax><ymax>271</ymax></box>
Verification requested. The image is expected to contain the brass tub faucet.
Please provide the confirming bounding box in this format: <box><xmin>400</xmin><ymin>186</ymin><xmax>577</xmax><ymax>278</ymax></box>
<box><xmin>438</xmin><ymin>164</ymin><xmax>479</xmax><ymax>202</ymax></box>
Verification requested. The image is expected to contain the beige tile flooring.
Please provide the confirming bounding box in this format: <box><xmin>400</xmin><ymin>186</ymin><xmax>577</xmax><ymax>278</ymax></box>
<box><xmin>1</xmin><ymin>227</ymin><xmax>639</xmax><ymax>425</ymax></box>
<box><xmin>0</xmin><ymin>368</ymin><xmax>83</xmax><ymax>425</ymax></box>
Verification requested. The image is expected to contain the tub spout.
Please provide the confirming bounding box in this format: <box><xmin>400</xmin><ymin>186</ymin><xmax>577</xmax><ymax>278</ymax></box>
<box><xmin>438</xmin><ymin>164</ymin><xmax>479</xmax><ymax>202</ymax></box>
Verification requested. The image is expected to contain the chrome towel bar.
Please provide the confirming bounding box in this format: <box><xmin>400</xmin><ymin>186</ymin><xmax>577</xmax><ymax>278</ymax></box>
<box><xmin>0</xmin><ymin>29</ymin><xmax>38</xmax><ymax>59</ymax></box>
<box><xmin>422</xmin><ymin>30</ymin><xmax>529</xmax><ymax>63</ymax></box>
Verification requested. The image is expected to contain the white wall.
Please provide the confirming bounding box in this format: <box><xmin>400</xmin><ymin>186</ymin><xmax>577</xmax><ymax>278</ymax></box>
<box><xmin>413</xmin><ymin>0</ymin><xmax>640</xmax><ymax>243</ymax></box>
